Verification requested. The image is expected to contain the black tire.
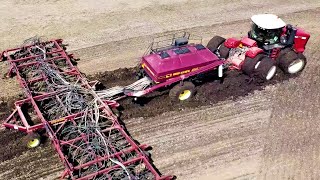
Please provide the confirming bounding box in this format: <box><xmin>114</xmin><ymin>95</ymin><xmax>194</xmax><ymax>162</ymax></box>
<box><xmin>219</xmin><ymin>43</ymin><xmax>230</xmax><ymax>59</ymax></box>
<box><xmin>275</xmin><ymin>48</ymin><xmax>292</xmax><ymax>65</ymax></box>
<box><xmin>255</xmin><ymin>57</ymin><xmax>277</xmax><ymax>81</ymax></box>
<box><xmin>207</xmin><ymin>36</ymin><xmax>226</xmax><ymax>52</ymax></box>
<box><xmin>242</xmin><ymin>54</ymin><xmax>264</xmax><ymax>77</ymax></box>
<box><xmin>23</xmin><ymin>132</ymin><xmax>41</xmax><ymax>148</ymax></box>
<box><xmin>278</xmin><ymin>50</ymin><xmax>306</xmax><ymax>74</ymax></box>
<box><xmin>169</xmin><ymin>82</ymin><xmax>195</xmax><ymax>101</ymax></box>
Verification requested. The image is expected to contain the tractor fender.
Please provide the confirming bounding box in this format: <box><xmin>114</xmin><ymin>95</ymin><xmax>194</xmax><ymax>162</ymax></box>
<box><xmin>245</xmin><ymin>47</ymin><xmax>264</xmax><ymax>58</ymax></box>
<box><xmin>293</xmin><ymin>28</ymin><xmax>310</xmax><ymax>53</ymax></box>
<box><xmin>241</xmin><ymin>37</ymin><xmax>258</xmax><ymax>47</ymax></box>
<box><xmin>224</xmin><ymin>38</ymin><xmax>241</xmax><ymax>48</ymax></box>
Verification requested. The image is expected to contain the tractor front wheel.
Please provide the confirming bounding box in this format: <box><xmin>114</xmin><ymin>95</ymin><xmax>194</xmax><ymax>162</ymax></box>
<box><xmin>24</xmin><ymin>132</ymin><xmax>41</xmax><ymax>148</ymax></box>
<box><xmin>169</xmin><ymin>82</ymin><xmax>195</xmax><ymax>101</ymax></box>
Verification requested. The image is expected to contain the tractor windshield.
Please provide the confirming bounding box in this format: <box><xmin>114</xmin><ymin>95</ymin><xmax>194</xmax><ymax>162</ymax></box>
<box><xmin>250</xmin><ymin>23</ymin><xmax>283</xmax><ymax>45</ymax></box>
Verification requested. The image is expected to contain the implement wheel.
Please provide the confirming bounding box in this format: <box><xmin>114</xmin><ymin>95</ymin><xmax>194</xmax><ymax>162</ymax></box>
<box><xmin>169</xmin><ymin>82</ymin><xmax>195</xmax><ymax>101</ymax></box>
<box><xmin>24</xmin><ymin>132</ymin><xmax>41</xmax><ymax>148</ymax></box>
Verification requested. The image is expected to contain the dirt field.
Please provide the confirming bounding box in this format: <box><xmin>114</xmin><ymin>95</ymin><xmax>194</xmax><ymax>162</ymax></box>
<box><xmin>0</xmin><ymin>0</ymin><xmax>320</xmax><ymax>180</ymax></box>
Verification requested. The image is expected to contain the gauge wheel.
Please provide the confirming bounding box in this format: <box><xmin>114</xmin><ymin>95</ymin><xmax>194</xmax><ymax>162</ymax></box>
<box><xmin>24</xmin><ymin>132</ymin><xmax>41</xmax><ymax>148</ymax></box>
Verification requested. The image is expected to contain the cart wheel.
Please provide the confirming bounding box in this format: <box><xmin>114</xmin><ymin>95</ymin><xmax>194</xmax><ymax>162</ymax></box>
<box><xmin>255</xmin><ymin>57</ymin><xmax>277</xmax><ymax>81</ymax></box>
<box><xmin>24</xmin><ymin>132</ymin><xmax>41</xmax><ymax>148</ymax></box>
<box><xmin>169</xmin><ymin>82</ymin><xmax>195</xmax><ymax>101</ymax></box>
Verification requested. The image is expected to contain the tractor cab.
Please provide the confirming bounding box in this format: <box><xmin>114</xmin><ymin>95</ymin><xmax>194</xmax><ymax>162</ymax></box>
<box><xmin>248</xmin><ymin>14</ymin><xmax>309</xmax><ymax>53</ymax></box>
<box><xmin>249</xmin><ymin>14</ymin><xmax>286</xmax><ymax>46</ymax></box>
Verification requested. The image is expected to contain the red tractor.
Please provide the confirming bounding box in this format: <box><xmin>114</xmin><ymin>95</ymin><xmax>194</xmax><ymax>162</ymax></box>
<box><xmin>207</xmin><ymin>14</ymin><xmax>310</xmax><ymax>80</ymax></box>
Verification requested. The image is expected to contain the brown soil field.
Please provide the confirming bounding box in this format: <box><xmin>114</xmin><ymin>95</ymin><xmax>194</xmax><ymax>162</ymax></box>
<box><xmin>0</xmin><ymin>0</ymin><xmax>320</xmax><ymax>180</ymax></box>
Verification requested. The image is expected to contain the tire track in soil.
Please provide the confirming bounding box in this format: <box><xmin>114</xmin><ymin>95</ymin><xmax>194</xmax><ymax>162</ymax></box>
<box><xmin>0</xmin><ymin>146</ymin><xmax>62</xmax><ymax>180</ymax></box>
<box><xmin>124</xmin><ymin>94</ymin><xmax>272</xmax><ymax>179</ymax></box>
<box><xmin>94</xmin><ymin>68</ymin><xmax>293</xmax><ymax>120</ymax></box>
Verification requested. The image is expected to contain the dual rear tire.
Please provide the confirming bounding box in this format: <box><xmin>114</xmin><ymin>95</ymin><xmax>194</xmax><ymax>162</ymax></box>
<box><xmin>254</xmin><ymin>57</ymin><xmax>277</xmax><ymax>81</ymax></box>
<box><xmin>242</xmin><ymin>54</ymin><xmax>277</xmax><ymax>81</ymax></box>
<box><xmin>242</xmin><ymin>49</ymin><xmax>306</xmax><ymax>81</ymax></box>
<box><xmin>207</xmin><ymin>36</ymin><xmax>230</xmax><ymax>59</ymax></box>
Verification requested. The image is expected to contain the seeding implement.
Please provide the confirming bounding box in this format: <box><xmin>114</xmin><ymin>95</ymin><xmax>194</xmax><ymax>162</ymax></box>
<box><xmin>0</xmin><ymin>38</ymin><xmax>173</xmax><ymax>180</ymax></box>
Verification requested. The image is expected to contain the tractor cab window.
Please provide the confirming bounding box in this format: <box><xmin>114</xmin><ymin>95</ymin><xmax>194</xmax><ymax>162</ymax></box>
<box><xmin>250</xmin><ymin>23</ymin><xmax>283</xmax><ymax>45</ymax></box>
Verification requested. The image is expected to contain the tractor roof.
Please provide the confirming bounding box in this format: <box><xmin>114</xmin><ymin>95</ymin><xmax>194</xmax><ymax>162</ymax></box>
<box><xmin>251</xmin><ymin>14</ymin><xmax>286</xmax><ymax>29</ymax></box>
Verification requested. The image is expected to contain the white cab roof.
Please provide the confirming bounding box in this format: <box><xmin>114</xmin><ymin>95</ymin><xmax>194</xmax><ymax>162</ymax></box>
<box><xmin>251</xmin><ymin>14</ymin><xmax>286</xmax><ymax>29</ymax></box>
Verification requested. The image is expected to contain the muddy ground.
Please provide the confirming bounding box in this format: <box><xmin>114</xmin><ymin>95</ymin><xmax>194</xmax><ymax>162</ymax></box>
<box><xmin>95</xmin><ymin>68</ymin><xmax>293</xmax><ymax>120</ymax></box>
<box><xmin>0</xmin><ymin>1</ymin><xmax>319</xmax><ymax>180</ymax></box>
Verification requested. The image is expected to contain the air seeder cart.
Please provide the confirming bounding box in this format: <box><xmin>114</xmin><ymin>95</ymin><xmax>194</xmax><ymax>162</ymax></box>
<box><xmin>98</xmin><ymin>32</ymin><xmax>225</xmax><ymax>102</ymax></box>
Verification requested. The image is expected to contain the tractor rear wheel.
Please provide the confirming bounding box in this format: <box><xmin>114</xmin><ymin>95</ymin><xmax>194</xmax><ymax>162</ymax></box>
<box><xmin>242</xmin><ymin>54</ymin><xmax>264</xmax><ymax>77</ymax></box>
<box><xmin>207</xmin><ymin>36</ymin><xmax>226</xmax><ymax>52</ymax></box>
<box><xmin>278</xmin><ymin>50</ymin><xmax>306</xmax><ymax>74</ymax></box>
<box><xmin>24</xmin><ymin>132</ymin><xmax>41</xmax><ymax>148</ymax></box>
<box><xmin>219</xmin><ymin>43</ymin><xmax>230</xmax><ymax>59</ymax></box>
<box><xmin>255</xmin><ymin>57</ymin><xmax>277</xmax><ymax>81</ymax></box>
<box><xmin>169</xmin><ymin>82</ymin><xmax>195</xmax><ymax>101</ymax></box>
